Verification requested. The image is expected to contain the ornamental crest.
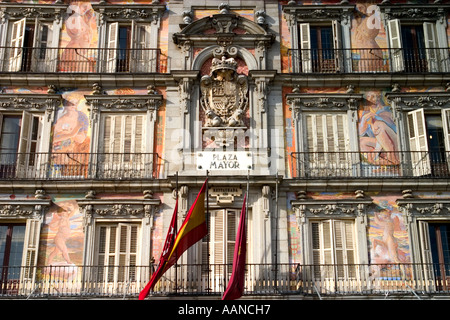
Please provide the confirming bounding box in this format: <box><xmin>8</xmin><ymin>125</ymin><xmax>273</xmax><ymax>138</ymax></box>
<box><xmin>200</xmin><ymin>55</ymin><xmax>248</xmax><ymax>127</ymax></box>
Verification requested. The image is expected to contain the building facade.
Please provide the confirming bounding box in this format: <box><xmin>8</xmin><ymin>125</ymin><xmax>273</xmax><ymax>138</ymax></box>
<box><xmin>0</xmin><ymin>0</ymin><xmax>449</xmax><ymax>300</ymax></box>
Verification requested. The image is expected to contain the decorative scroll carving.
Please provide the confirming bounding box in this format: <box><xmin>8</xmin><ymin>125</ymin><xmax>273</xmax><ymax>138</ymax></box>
<box><xmin>291</xmin><ymin>197</ymin><xmax>373</xmax><ymax>229</ymax></box>
<box><xmin>0</xmin><ymin>199</ymin><xmax>51</xmax><ymax>219</ymax></box>
<box><xmin>397</xmin><ymin>199</ymin><xmax>450</xmax><ymax>217</ymax></box>
<box><xmin>84</xmin><ymin>94</ymin><xmax>163</xmax><ymax>125</ymax></box>
<box><xmin>78</xmin><ymin>198</ymin><xmax>161</xmax><ymax>227</ymax></box>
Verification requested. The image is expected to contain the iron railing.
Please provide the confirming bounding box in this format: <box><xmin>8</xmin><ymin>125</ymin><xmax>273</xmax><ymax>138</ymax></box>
<box><xmin>0</xmin><ymin>152</ymin><xmax>163</xmax><ymax>180</ymax></box>
<box><xmin>0</xmin><ymin>47</ymin><xmax>167</xmax><ymax>73</ymax></box>
<box><xmin>290</xmin><ymin>151</ymin><xmax>450</xmax><ymax>179</ymax></box>
<box><xmin>287</xmin><ymin>48</ymin><xmax>450</xmax><ymax>73</ymax></box>
<box><xmin>0</xmin><ymin>263</ymin><xmax>449</xmax><ymax>298</ymax></box>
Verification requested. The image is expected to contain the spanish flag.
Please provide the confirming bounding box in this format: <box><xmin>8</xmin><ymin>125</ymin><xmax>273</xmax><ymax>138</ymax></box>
<box><xmin>139</xmin><ymin>179</ymin><xmax>208</xmax><ymax>300</ymax></box>
<box><xmin>222</xmin><ymin>194</ymin><xmax>247</xmax><ymax>300</ymax></box>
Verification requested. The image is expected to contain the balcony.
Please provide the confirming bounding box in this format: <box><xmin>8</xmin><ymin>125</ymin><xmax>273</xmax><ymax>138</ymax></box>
<box><xmin>0</xmin><ymin>47</ymin><xmax>167</xmax><ymax>74</ymax></box>
<box><xmin>287</xmin><ymin>48</ymin><xmax>450</xmax><ymax>74</ymax></box>
<box><xmin>0</xmin><ymin>263</ymin><xmax>449</xmax><ymax>299</ymax></box>
<box><xmin>0</xmin><ymin>152</ymin><xmax>163</xmax><ymax>180</ymax></box>
<box><xmin>290</xmin><ymin>151</ymin><xmax>450</xmax><ymax>179</ymax></box>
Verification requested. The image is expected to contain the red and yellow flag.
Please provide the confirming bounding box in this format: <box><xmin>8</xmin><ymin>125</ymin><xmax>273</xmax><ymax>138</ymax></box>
<box><xmin>139</xmin><ymin>179</ymin><xmax>208</xmax><ymax>300</ymax></box>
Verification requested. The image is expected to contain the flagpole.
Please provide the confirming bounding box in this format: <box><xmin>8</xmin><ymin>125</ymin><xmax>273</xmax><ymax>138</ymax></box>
<box><xmin>206</xmin><ymin>170</ymin><xmax>210</xmax><ymax>295</ymax></box>
<box><xmin>274</xmin><ymin>172</ymin><xmax>279</xmax><ymax>292</ymax></box>
<box><xmin>175</xmin><ymin>172</ymin><xmax>178</xmax><ymax>294</ymax></box>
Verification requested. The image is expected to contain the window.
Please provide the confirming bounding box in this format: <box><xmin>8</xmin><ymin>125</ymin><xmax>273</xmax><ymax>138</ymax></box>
<box><xmin>99</xmin><ymin>114</ymin><xmax>147</xmax><ymax>178</ymax></box>
<box><xmin>299</xmin><ymin>21</ymin><xmax>342</xmax><ymax>73</ymax></box>
<box><xmin>418</xmin><ymin>221</ymin><xmax>450</xmax><ymax>291</ymax></box>
<box><xmin>94</xmin><ymin>223</ymin><xmax>139</xmax><ymax>285</ymax></box>
<box><xmin>0</xmin><ymin>224</ymin><xmax>26</xmax><ymax>294</ymax></box>
<box><xmin>311</xmin><ymin>220</ymin><xmax>356</xmax><ymax>289</ymax></box>
<box><xmin>105</xmin><ymin>22</ymin><xmax>152</xmax><ymax>73</ymax></box>
<box><xmin>6</xmin><ymin>18</ymin><xmax>56</xmax><ymax>72</ymax></box>
<box><xmin>202</xmin><ymin>209</ymin><xmax>241</xmax><ymax>289</ymax></box>
<box><xmin>407</xmin><ymin>108</ymin><xmax>450</xmax><ymax>176</ymax></box>
<box><xmin>387</xmin><ymin>19</ymin><xmax>444</xmax><ymax>72</ymax></box>
<box><xmin>305</xmin><ymin>113</ymin><xmax>351</xmax><ymax>176</ymax></box>
<box><xmin>0</xmin><ymin>113</ymin><xmax>42</xmax><ymax>178</ymax></box>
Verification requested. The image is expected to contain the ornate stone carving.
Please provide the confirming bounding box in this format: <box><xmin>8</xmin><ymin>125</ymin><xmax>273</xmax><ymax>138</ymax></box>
<box><xmin>200</xmin><ymin>55</ymin><xmax>248</xmax><ymax>128</ymax></box>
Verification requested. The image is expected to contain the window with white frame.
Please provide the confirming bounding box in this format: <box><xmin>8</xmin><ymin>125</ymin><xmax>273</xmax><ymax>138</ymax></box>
<box><xmin>98</xmin><ymin>113</ymin><xmax>147</xmax><ymax>178</ymax></box>
<box><xmin>311</xmin><ymin>219</ymin><xmax>357</xmax><ymax>281</ymax></box>
<box><xmin>0</xmin><ymin>112</ymin><xmax>43</xmax><ymax>178</ymax></box>
<box><xmin>202</xmin><ymin>209</ymin><xmax>242</xmax><ymax>288</ymax></box>
<box><xmin>4</xmin><ymin>17</ymin><xmax>60</xmax><ymax>72</ymax></box>
<box><xmin>406</xmin><ymin>108</ymin><xmax>450</xmax><ymax>176</ymax></box>
<box><xmin>299</xmin><ymin>21</ymin><xmax>343</xmax><ymax>73</ymax></box>
<box><xmin>94</xmin><ymin>223</ymin><xmax>140</xmax><ymax>285</ymax></box>
<box><xmin>104</xmin><ymin>21</ymin><xmax>154</xmax><ymax>73</ymax></box>
<box><xmin>385</xmin><ymin>12</ymin><xmax>449</xmax><ymax>73</ymax></box>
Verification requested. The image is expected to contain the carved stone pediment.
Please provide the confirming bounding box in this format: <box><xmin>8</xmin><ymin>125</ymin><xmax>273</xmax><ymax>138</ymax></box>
<box><xmin>380</xmin><ymin>4</ymin><xmax>447</xmax><ymax>22</ymax></box>
<box><xmin>283</xmin><ymin>4</ymin><xmax>355</xmax><ymax>25</ymax></box>
<box><xmin>93</xmin><ymin>3</ymin><xmax>166</xmax><ymax>24</ymax></box>
<box><xmin>0</xmin><ymin>94</ymin><xmax>62</xmax><ymax>111</ymax></box>
<box><xmin>1</xmin><ymin>3</ymin><xmax>67</xmax><ymax>23</ymax></box>
<box><xmin>386</xmin><ymin>92</ymin><xmax>450</xmax><ymax>111</ymax></box>
<box><xmin>397</xmin><ymin>198</ymin><xmax>450</xmax><ymax>217</ymax></box>
<box><xmin>286</xmin><ymin>93</ymin><xmax>363</xmax><ymax>120</ymax></box>
<box><xmin>77</xmin><ymin>198</ymin><xmax>161</xmax><ymax>227</ymax></box>
<box><xmin>84</xmin><ymin>93</ymin><xmax>163</xmax><ymax>125</ymax></box>
<box><xmin>0</xmin><ymin>199</ymin><xmax>51</xmax><ymax>219</ymax></box>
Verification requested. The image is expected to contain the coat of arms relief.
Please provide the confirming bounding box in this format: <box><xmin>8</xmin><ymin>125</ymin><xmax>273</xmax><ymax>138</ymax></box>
<box><xmin>200</xmin><ymin>51</ymin><xmax>249</xmax><ymax>147</ymax></box>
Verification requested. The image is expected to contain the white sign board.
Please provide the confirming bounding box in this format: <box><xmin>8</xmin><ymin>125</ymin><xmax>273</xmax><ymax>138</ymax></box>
<box><xmin>196</xmin><ymin>151</ymin><xmax>252</xmax><ymax>171</ymax></box>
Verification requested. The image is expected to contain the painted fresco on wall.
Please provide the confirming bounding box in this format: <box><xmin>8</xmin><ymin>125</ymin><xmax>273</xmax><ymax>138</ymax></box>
<box><xmin>38</xmin><ymin>196</ymin><xmax>84</xmax><ymax>288</ymax></box>
<box><xmin>287</xmin><ymin>191</ymin><xmax>412</xmax><ymax>279</ymax></box>
<box><xmin>359</xmin><ymin>90</ymin><xmax>399</xmax><ymax>175</ymax></box>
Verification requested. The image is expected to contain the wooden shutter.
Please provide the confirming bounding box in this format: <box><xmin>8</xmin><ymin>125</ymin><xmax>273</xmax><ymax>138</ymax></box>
<box><xmin>135</xmin><ymin>24</ymin><xmax>152</xmax><ymax>72</ymax></box>
<box><xmin>9</xmin><ymin>18</ymin><xmax>27</xmax><ymax>72</ymax></box>
<box><xmin>33</xmin><ymin>22</ymin><xmax>54</xmax><ymax>72</ymax></box>
<box><xmin>388</xmin><ymin>19</ymin><xmax>405</xmax><ymax>72</ymax></box>
<box><xmin>106</xmin><ymin>22</ymin><xmax>119</xmax><ymax>72</ymax></box>
<box><xmin>407</xmin><ymin>109</ymin><xmax>431</xmax><ymax>176</ymax></box>
<box><xmin>16</xmin><ymin>111</ymin><xmax>32</xmax><ymax>177</ymax></box>
<box><xmin>299</xmin><ymin>23</ymin><xmax>312</xmax><ymax>73</ymax></box>
<box><xmin>332</xmin><ymin>20</ymin><xmax>343</xmax><ymax>72</ymax></box>
<box><xmin>423</xmin><ymin>22</ymin><xmax>439</xmax><ymax>72</ymax></box>
<box><xmin>442</xmin><ymin>109</ymin><xmax>450</xmax><ymax>173</ymax></box>
<box><xmin>306</xmin><ymin>114</ymin><xmax>350</xmax><ymax>175</ymax></box>
<box><xmin>96</xmin><ymin>224</ymin><xmax>139</xmax><ymax>283</ymax></box>
<box><xmin>21</xmin><ymin>219</ymin><xmax>41</xmax><ymax>284</ymax></box>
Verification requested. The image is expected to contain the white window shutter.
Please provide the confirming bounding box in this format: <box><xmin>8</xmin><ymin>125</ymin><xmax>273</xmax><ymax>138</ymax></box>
<box><xmin>441</xmin><ymin>108</ymin><xmax>450</xmax><ymax>172</ymax></box>
<box><xmin>407</xmin><ymin>109</ymin><xmax>431</xmax><ymax>176</ymax></box>
<box><xmin>106</xmin><ymin>22</ymin><xmax>119</xmax><ymax>72</ymax></box>
<box><xmin>388</xmin><ymin>19</ymin><xmax>404</xmax><ymax>72</ymax></box>
<box><xmin>423</xmin><ymin>22</ymin><xmax>439</xmax><ymax>72</ymax></box>
<box><xmin>9</xmin><ymin>18</ymin><xmax>27</xmax><ymax>72</ymax></box>
<box><xmin>299</xmin><ymin>23</ymin><xmax>312</xmax><ymax>73</ymax></box>
<box><xmin>332</xmin><ymin>20</ymin><xmax>343</xmax><ymax>72</ymax></box>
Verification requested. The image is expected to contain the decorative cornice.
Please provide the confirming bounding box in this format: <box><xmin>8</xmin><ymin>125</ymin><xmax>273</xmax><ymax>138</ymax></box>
<box><xmin>84</xmin><ymin>93</ymin><xmax>163</xmax><ymax>125</ymax></box>
<box><xmin>282</xmin><ymin>4</ymin><xmax>355</xmax><ymax>25</ymax></box>
<box><xmin>396</xmin><ymin>198</ymin><xmax>450</xmax><ymax>217</ymax></box>
<box><xmin>93</xmin><ymin>3</ymin><xmax>166</xmax><ymax>24</ymax></box>
<box><xmin>77</xmin><ymin>198</ymin><xmax>161</xmax><ymax>227</ymax></box>
<box><xmin>286</xmin><ymin>93</ymin><xmax>363</xmax><ymax>114</ymax></box>
<box><xmin>385</xmin><ymin>91</ymin><xmax>450</xmax><ymax>111</ymax></box>
<box><xmin>0</xmin><ymin>199</ymin><xmax>52</xmax><ymax>219</ymax></box>
<box><xmin>0</xmin><ymin>94</ymin><xmax>62</xmax><ymax>111</ymax></box>
<box><xmin>291</xmin><ymin>198</ymin><xmax>373</xmax><ymax>218</ymax></box>
<box><xmin>380</xmin><ymin>5</ymin><xmax>448</xmax><ymax>21</ymax></box>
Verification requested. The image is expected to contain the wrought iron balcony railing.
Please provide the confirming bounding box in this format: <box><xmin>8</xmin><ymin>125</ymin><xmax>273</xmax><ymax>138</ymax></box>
<box><xmin>0</xmin><ymin>263</ymin><xmax>449</xmax><ymax>298</ymax></box>
<box><xmin>0</xmin><ymin>152</ymin><xmax>163</xmax><ymax>180</ymax></box>
<box><xmin>290</xmin><ymin>151</ymin><xmax>450</xmax><ymax>179</ymax></box>
<box><xmin>0</xmin><ymin>47</ymin><xmax>167</xmax><ymax>73</ymax></box>
<box><xmin>287</xmin><ymin>48</ymin><xmax>450</xmax><ymax>74</ymax></box>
